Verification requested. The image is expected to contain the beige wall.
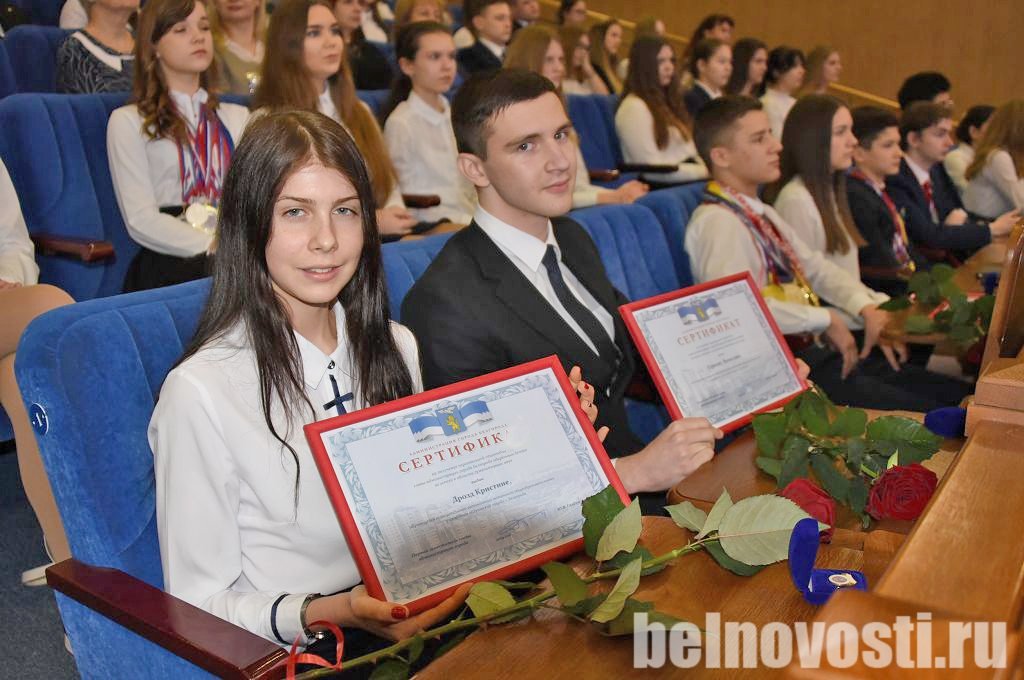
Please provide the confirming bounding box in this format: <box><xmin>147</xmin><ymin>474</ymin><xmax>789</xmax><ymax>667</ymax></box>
<box><xmin>574</xmin><ymin>0</ymin><xmax>1023</xmax><ymax>114</ymax></box>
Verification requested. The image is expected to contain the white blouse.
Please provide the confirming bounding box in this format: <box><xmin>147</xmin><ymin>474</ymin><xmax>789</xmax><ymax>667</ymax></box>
<box><xmin>151</xmin><ymin>304</ymin><xmax>423</xmax><ymax>647</ymax></box>
<box><xmin>572</xmin><ymin>143</ymin><xmax>602</xmax><ymax>208</ymax></box>
<box><xmin>614</xmin><ymin>94</ymin><xmax>708</xmax><ymax>184</ymax></box>
<box><xmin>107</xmin><ymin>89</ymin><xmax>250</xmax><ymax>257</ymax></box>
<box><xmin>0</xmin><ymin>159</ymin><xmax>38</xmax><ymax>286</ymax></box>
<box><xmin>964</xmin><ymin>149</ymin><xmax>1024</xmax><ymax>219</ymax></box>
<box><xmin>562</xmin><ymin>78</ymin><xmax>596</xmax><ymax>96</ymax></box>
<box><xmin>943</xmin><ymin>144</ymin><xmax>974</xmax><ymax>196</ymax></box>
<box><xmin>383</xmin><ymin>92</ymin><xmax>476</xmax><ymax>224</ymax></box>
<box><xmin>760</xmin><ymin>88</ymin><xmax>796</xmax><ymax>139</ymax></box>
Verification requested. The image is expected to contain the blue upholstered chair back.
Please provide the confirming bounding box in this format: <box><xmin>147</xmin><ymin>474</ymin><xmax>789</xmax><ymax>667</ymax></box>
<box><xmin>0</xmin><ymin>42</ymin><xmax>16</xmax><ymax>99</ymax></box>
<box><xmin>0</xmin><ymin>92</ymin><xmax>138</xmax><ymax>300</ymax></box>
<box><xmin>8</xmin><ymin>0</ymin><xmax>64</xmax><ymax>25</ymax></box>
<box><xmin>4</xmin><ymin>25</ymin><xmax>70</xmax><ymax>93</ymax></box>
<box><xmin>356</xmin><ymin>88</ymin><xmax>390</xmax><ymax>117</ymax></box>
<box><xmin>566</xmin><ymin>94</ymin><xmax>623</xmax><ymax>172</ymax></box>
<box><xmin>381</xmin><ymin>233</ymin><xmax>454</xmax><ymax>321</ymax></box>
<box><xmin>636</xmin><ymin>182</ymin><xmax>708</xmax><ymax>287</ymax></box>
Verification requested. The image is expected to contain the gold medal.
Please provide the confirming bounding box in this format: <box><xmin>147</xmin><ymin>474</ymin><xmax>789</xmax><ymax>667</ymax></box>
<box><xmin>184</xmin><ymin>202</ymin><xmax>218</xmax><ymax>235</ymax></box>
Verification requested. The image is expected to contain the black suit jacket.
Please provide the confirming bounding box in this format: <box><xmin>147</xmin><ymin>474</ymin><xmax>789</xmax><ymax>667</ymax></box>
<box><xmin>886</xmin><ymin>159</ymin><xmax>990</xmax><ymax>252</ymax></box>
<box><xmin>683</xmin><ymin>86</ymin><xmax>712</xmax><ymax>119</ymax></box>
<box><xmin>457</xmin><ymin>42</ymin><xmax>503</xmax><ymax>76</ymax></box>
<box><xmin>846</xmin><ymin>177</ymin><xmax>924</xmax><ymax>296</ymax></box>
<box><xmin>401</xmin><ymin>218</ymin><xmax>644</xmax><ymax>458</ymax></box>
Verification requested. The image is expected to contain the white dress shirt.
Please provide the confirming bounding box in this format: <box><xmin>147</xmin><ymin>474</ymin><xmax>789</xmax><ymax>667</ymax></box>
<box><xmin>773</xmin><ymin>177</ymin><xmax>887</xmax><ymax>329</ymax></box>
<box><xmin>475</xmin><ymin>205</ymin><xmax>615</xmax><ymax>354</ymax></box>
<box><xmin>151</xmin><ymin>304</ymin><xmax>423</xmax><ymax>647</ymax></box>
<box><xmin>614</xmin><ymin>94</ymin><xmax>708</xmax><ymax>183</ymax></box>
<box><xmin>0</xmin><ymin>159</ymin><xmax>38</xmax><ymax>286</ymax></box>
<box><xmin>943</xmin><ymin>143</ymin><xmax>974</xmax><ymax>196</ymax></box>
<box><xmin>317</xmin><ymin>92</ymin><xmax>404</xmax><ymax>209</ymax></box>
<box><xmin>964</xmin><ymin>149</ymin><xmax>1024</xmax><ymax>219</ymax></box>
<box><xmin>384</xmin><ymin>92</ymin><xmax>476</xmax><ymax>223</ymax></box>
<box><xmin>572</xmin><ymin>143</ymin><xmax>602</xmax><ymax>208</ymax></box>
<box><xmin>905</xmin><ymin>155</ymin><xmax>938</xmax><ymax>222</ymax></box>
<box><xmin>760</xmin><ymin>88</ymin><xmax>796</xmax><ymax>139</ymax></box>
<box><xmin>107</xmin><ymin>89</ymin><xmax>250</xmax><ymax>257</ymax></box>
<box><xmin>686</xmin><ymin>193</ymin><xmax>878</xmax><ymax>336</ymax></box>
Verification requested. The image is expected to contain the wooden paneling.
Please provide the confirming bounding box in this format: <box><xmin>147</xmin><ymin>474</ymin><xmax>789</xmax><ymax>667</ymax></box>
<box><xmin>576</xmin><ymin>0</ymin><xmax>1024</xmax><ymax>115</ymax></box>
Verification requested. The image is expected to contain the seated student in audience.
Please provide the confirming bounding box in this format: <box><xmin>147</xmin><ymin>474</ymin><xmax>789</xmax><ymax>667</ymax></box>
<box><xmin>887</xmin><ymin>101</ymin><xmax>1017</xmax><ymax>255</ymax></box>
<box><xmin>588</xmin><ymin>20</ymin><xmax>623</xmax><ymax>94</ymax></box>
<box><xmin>453</xmin><ymin>0</ymin><xmax>476</xmax><ymax>48</ymax></box>
<box><xmin>505</xmin><ymin>25</ymin><xmax>648</xmax><ymax>207</ymax></box>
<box><xmin>680</xmin><ymin>13</ymin><xmax>734</xmax><ymax>79</ymax></box>
<box><xmin>945</xmin><ymin>104</ymin><xmax>994</xmax><ymax>196</ymax></box>
<box><xmin>255</xmin><ymin>0</ymin><xmax>417</xmax><ymax>239</ymax></box>
<box><xmin>334</xmin><ymin>0</ymin><xmax>394</xmax><ymax>89</ymax></box>
<box><xmin>559</xmin><ymin>25</ymin><xmax>608</xmax><ymax>95</ymax></box>
<box><xmin>760</xmin><ymin>46</ymin><xmax>805</xmax><ymax>138</ymax></box>
<box><xmin>615</xmin><ymin>37</ymin><xmax>708</xmax><ymax>185</ymax></box>
<box><xmin>897</xmin><ymin>71</ymin><xmax>953</xmax><ymax>110</ymax></box>
<box><xmin>208</xmin><ymin>0</ymin><xmax>266</xmax><ymax>96</ymax></box>
<box><xmin>108</xmin><ymin>0</ymin><xmax>250</xmax><ymax>292</ymax></box>
<box><xmin>393</xmin><ymin>0</ymin><xmax>446</xmax><ymax>34</ymax></box>
<box><xmin>404</xmin><ymin>69</ymin><xmax>736</xmax><ymax>512</ymax></box>
<box><xmin>56</xmin><ymin>0</ymin><xmax>138</xmax><ymax>94</ymax></box>
<box><xmin>964</xmin><ymin>100</ymin><xmax>1024</xmax><ymax>219</ymax></box>
<box><xmin>509</xmin><ymin>0</ymin><xmax>539</xmax><ymax>35</ymax></box>
<box><xmin>686</xmin><ymin>96</ymin><xmax>971</xmax><ymax>411</ymax></box>
<box><xmin>359</xmin><ymin>0</ymin><xmax>392</xmax><ymax>43</ymax></box>
<box><xmin>725</xmin><ymin>37</ymin><xmax>767</xmax><ymax>97</ymax></box>
<box><xmin>456</xmin><ymin>0</ymin><xmax>511</xmax><ymax>75</ymax></box>
<box><xmin>60</xmin><ymin>0</ymin><xmax>89</xmax><ymax>29</ymax></box>
<box><xmin>614</xmin><ymin>15</ymin><xmax>664</xmax><ymax>82</ymax></box>
<box><xmin>847</xmin><ymin>106</ymin><xmax>924</xmax><ymax>296</ymax></box>
<box><xmin>381</xmin><ymin>22</ymin><xmax>476</xmax><ymax>224</ymax></box>
<box><xmin>801</xmin><ymin>45</ymin><xmax>841</xmax><ymax>96</ymax></box>
<box><xmin>558</xmin><ymin>0</ymin><xmax>587</xmax><ymax>28</ymax></box>
<box><xmin>683</xmin><ymin>38</ymin><xmax>732</xmax><ymax>119</ymax></box>
<box><xmin>0</xmin><ymin>160</ymin><xmax>75</xmax><ymax>586</ymax></box>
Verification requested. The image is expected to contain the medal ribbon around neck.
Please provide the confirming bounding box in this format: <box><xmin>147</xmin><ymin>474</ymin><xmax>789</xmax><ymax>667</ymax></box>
<box><xmin>703</xmin><ymin>181</ymin><xmax>820</xmax><ymax>306</ymax></box>
<box><xmin>849</xmin><ymin>169</ymin><xmax>915</xmax><ymax>273</ymax></box>
<box><xmin>177</xmin><ymin>103</ymin><xmax>234</xmax><ymax>207</ymax></box>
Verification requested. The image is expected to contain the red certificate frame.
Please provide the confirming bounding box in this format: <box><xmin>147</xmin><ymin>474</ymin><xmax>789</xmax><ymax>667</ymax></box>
<box><xmin>304</xmin><ymin>355</ymin><xmax>628</xmax><ymax>615</ymax></box>
<box><xmin>619</xmin><ymin>272</ymin><xmax>807</xmax><ymax>432</ymax></box>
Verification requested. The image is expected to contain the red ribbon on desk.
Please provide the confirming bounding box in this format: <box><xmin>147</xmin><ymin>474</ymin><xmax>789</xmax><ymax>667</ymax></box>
<box><xmin>286</xmin><ymin>620</ymin><xmax>345</xmax><ymax>679</ymax></box>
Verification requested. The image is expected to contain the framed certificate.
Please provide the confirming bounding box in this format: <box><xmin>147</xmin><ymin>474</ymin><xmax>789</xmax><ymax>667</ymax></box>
<box><xmin>619</xmin><ymin>272</ymin><xmax>807</xmax><ymax>432</ymax></box>
<box><xmin>305</xmin><ymin>356</ymin><xmax>628</xmax><ymax>614</ymax></box>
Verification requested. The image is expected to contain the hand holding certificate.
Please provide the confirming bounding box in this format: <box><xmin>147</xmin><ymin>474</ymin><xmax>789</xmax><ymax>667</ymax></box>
<box><xmin>620</xmin><ymin>273</ymin><xmax>807</xmax><ymax>431</ymax></box>
<box><xmin>305</xmin><ymin>357</ymin><xmax>626</xmax><ymax>614</ymax></box>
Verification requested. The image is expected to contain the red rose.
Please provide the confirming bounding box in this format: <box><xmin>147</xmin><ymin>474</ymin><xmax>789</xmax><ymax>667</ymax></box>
<box><xmin>867</xmin><ymin>463</ymin><xmax>938</xmax><ymax>521</ymax></box>
<box><xmin>780</xmin><ymin>478</ymin><xmax>836</xmax><ymax>542</ymax></box>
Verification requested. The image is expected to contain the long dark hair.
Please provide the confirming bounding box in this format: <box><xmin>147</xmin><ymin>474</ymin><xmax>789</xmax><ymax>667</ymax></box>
<box><xmin>765</xmin><ymin>95</ymin><xmax>864</xmax><ymax>254</ymax></box>
<box><xmin>726</xmin><ymin>37</ymin><xmax>766</xmax><ymax>96</ymax></box>
<box><xmin>380</xmin><ymin>20</ymin><xmax>452</xmax><ymax>123</ymax></box>
<box><xmin>621</xmin><ymin>36</ymin><xmax>691</xmax><ymax>147</ymax></box>
<box><xmin>681</xmin><ymin>13</ymin><xmax>733</xmax><ymax>67</ymax></box>
<box><xmin>174</xmin><ymin>109</ymin><xmax>414</xmax><ymax>496</ymax></box>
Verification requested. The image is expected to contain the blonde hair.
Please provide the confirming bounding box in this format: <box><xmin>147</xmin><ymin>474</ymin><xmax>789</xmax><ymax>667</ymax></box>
<box><xmin>966</xmin><ymin>100</ymin><xmax>1024</xmax><ymax>181</ymax></box>
<box><xmin>393</xmin><ymin>0</ymin><xmax>446</xmax><ymax>34</ymax></box>
<box><xmin>802</xmin><ymin>45</ymin><xmax>837</xmax><ymax>94</ymax></box>
<box><xmin>208</xmin><ymin>0</ymin><xmax>267</xmax><ymax>49</ymax></box>
<box><xmin>505</xmin><ymin>24</ymin><xmax>558</xmax><ymax>79</ymax></box>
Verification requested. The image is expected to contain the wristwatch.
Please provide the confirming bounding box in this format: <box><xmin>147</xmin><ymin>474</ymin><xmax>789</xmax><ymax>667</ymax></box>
<box><xmin>300</xmin><ymin>593</ymin><xmax>325</xmax><ymax>641</ymax></box>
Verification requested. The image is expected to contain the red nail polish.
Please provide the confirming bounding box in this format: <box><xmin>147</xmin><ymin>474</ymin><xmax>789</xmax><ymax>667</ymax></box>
<box><xmin>581</xmin><ymin>381</ymin><xmax>589</xmax><ymax>390</ymax></box>
<box><xmin>392</xmin><ymin>606</ymin><xmax>408</xmax><ymax>620</ymax></box>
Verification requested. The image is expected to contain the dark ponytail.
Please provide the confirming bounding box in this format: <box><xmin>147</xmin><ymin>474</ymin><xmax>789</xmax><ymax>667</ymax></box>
<box><xmin>379</xmin><ymin>20</ymin><xmax>452</xmax><ymax>124</ymax></box>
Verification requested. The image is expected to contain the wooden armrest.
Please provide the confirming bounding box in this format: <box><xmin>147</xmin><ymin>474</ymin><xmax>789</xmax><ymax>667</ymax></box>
<box><xmin>402</xmin><ymin>194</ymin><xmax>442</xmax><ymax>209</ymax></box>
<box><xmin>618</xmin><ymin>162</ymin><xmax>680</xmax><ymax>175</ymax></box>
<box><xmin>32</xmin><ymin>234</ymin><xmax>115</xmax><ymax>263</ymax></box>
<box><xmin>860</xmin><ymin>264</ymin><xmax>912</xmax><ymax>281</ymax></box>
<box><xmin>47</xmin><ymin>559</ymin><xmax>288</xmax><ymax>680</ymax></box>
<box><xmin>588</xmin><ymin>168</ymin><xmax>621</xmax><ymax>183</ymax></box>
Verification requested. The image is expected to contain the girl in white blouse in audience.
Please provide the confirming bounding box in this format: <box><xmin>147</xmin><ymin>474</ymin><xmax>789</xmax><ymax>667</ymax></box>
<box><xmin>944</xmin><ymin>104</ymin><xmax>994</xmax><ymax>196</ymax></box>
<box><xmin>558</xmin><ymin>25</ymin><xmax>608</xmax><ymax>95</ymax></box>
<box><xmin>766</xmin><ymin>95</ymin><xmax>888</xmax><ymax>323</ymax></box>
<box><xmin>614</xmin><ymin>37</ymin><xmax>708</xmax><ymax>185</ymax></box>
<box><xmin>724</xmin><ymin>37</ymin><xmax>767</xmax><ymax>98</ymax></box>
<box><xmin>254</xmin><ymin>0</ymin><xmax>417</xmax><ymax>238</ymax></box>
<box><xmin>505</xmin><ymin>25</ymin><xmax>647</xmax><ymax>207</ymax></box>
<box><xmin>381</xmin><ymin>22</ymin><xmax>475</xmax><ymax>224</ymax></box>
<box><xmin>107</xmin><ymin>0</ymin><xmax>250</xmax><ymax>292</ymax></box>
<box><xmin>150</xmin><ymin>110</ymin><xmax>602</xmax><ymax>657</ymax></box>
<box><xmin>964</xmin><ymin>100</ymin><xmax>1024</xmax><ymax>219</ymax></box>
<box><xmin>760</xmin><ymin>46</ymin><xmax>805</xmax><ymax>139</ymax></box>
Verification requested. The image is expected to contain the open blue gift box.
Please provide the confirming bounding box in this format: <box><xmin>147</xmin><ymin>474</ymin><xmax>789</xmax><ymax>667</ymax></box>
<box><xmin>788</xmin><ymin>517</ymin><xmax>867</xmax><ymax>605</ymax></box>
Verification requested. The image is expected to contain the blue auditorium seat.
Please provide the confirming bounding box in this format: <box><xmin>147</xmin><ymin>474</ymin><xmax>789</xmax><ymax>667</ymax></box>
<box><xmin>0</xmin><ymin>42</ymin><xmax>16</xmax><ymax>98</ymax></box>
<box><xmin>3</xmin><ymin>25</ymin><xmax>70</xmax><ymax>94</ymax></box>
<box><xmin>566</xmin><ymin>94</ymin><xmax>622</xmax><ymax>175</ymax></box>
<box><xmin>381</xmin><ymin>233</ymin><xmax>454</xmax><ymax>320</ymax></box>
<box><xmin>8</xmin><ymin>0</ymin><xmax>64</xmax><ymax>25</ymax></box>
<box><xmin>356</xmin><ymin>88</ymin><xmax>391</xmax><ymax>117</ymax></box>
<box><xmin>636</xmin><ymin>182</ymin><xmax>707</xmax><ymax>287</ymax></box>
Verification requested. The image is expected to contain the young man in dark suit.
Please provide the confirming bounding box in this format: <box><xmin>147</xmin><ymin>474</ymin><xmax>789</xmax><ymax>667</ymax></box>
<box><xmin>509</xmin><ymin>0</ymin><xmax>539</xmax><ymax>35</ymax></box>
<box><xmin>402</xmin><ymin>70</ymin><xmax>731</xmax><ymax>503</ymax></box>
<box><xmin>456</xmin><ymin>0</ymin><xmax>511</xmax><ymax>76</ymax></box>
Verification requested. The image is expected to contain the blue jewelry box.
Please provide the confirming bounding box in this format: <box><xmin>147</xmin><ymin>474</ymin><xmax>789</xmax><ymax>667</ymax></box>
<box><xmin>788</xmin><ymin>517</ymin><xmax>867</xmax><ymax>605</ymax></box>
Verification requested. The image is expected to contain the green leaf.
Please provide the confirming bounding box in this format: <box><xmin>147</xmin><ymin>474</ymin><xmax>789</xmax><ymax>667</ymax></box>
<box><xmin>778</xmin><ymin>435</ymin><xmax>811</xmax><ymax>488</ymax></box>
<box><xmin>784</xmin><ymin>396</ymin><xmax>803</xmax><ymax>430</ymax></box>
<box><xmin>798</xmin><ymin>391</ymin><xmax>830</xmax><ymax>436</ymax></box>
<box><xmin>755</xmin><ymin>456</ymin><xmax>782</xmax><ymax>480</ymax></box>
<box><xmin>541</xmin><ymin>562</ymin><xmax>588</xmax><ymax>607</ymax></box>
<box><xmin>878</xmin><ymin>296</ymin><xmax>912</xmax><ymax>311</ymax></box>
<box><xmin>939</xmin><ymin>279</ymin><xmax>965</xmax><ymax>303</ymax></box>
<box><xmin>974</xmin><ymin>294</ymin><xmax>996</xmax><ymax>329</ymax></box>
<box><xmin>696</xmin><ymin>489</ymin><xmax>733</xmax><ymax>539</ymax></box>
<box><xmin>490</xmin><ymin>580</ymin><xmax>537</xmax><ymax>591</ymax></box>
<box><xmin>809</xmin><ymin>454</ymin><xmax>849</xmax><ymax>507</ymax></box>
<box><xmin>434</xmin><ymin>631</ymin><xmax>472</xmax><ymax>658</ymax></box>
<box><xmin>828</xmin><ymin>408</ymin><xmax>867</xmax><ymax>437</ymax></box>
<box><xmin>704</xmin><ymin>540</ymin><xmax>766</xmax><ymax>576</ymax></box>
<box><xmin>589</xmin><ymin>557</ymin><xmax>642</xmax><ymax>623</ymax></box>
<box><xmin>406</xmin><ymin>636</ymin><xmax>424</xmax><ymax>664</ymax></box>
<box><xmin>466</xmin><ymin>582</ymin><xmax>516</xmax><ymax>619</ymax></box>
<box><xmin>581</xmin><ymin>486</ymin><xmax>626</xmax><ymax>558</ymax></box>
<box><xmin>908</xmin><ymin>271</ymin><xmax>940</xmax><ymax>305</ymax></box>
<box><xmin>948</xmin><ymin>324</ymin><xmax>981</xmax><ymax>345</ymax></box>
<box><xmin>603</xmin><ymin>599</ymin><xmax>684</xmax><ymax>636</ymax></box>
<box><xmin>931</xmin><ymin>263</ymin><xmax>956</xmax><ymax>282</ymax></box>
<box><xmin>904</xmin><ymin>314</ymin><xmax>936</xmax><ymax>334</ymax></box>
<box><xmin>370</xmin><ymin>659</ymin><xmax>410</xmax><ymax>680</ymax></box>
<box><xmin>664</xmin><ymin>501</ymin><xmax>707</xmax><ymax>533</ymax></box>
<box><xmin>845</xmin><ymin>437</ymin><xmax>867</xmax><ymax>468</ymax></box>
<box><xmin>595</xmin><ymin>498</ymin><xmax>642</xmax><ymax>561</ymax></box>
<box><xmin>847</xmin><ymin>477</ymin><xmax>869</xmax><ymax>516</ymax></box>
<box><xmin>717</xmin><ymin>495</ymin><xmax>811</xmax><ymax>566</ymax></box>
<box><xmin>602</xmin><ymin>545</ymin><xmax>666</xmax><ymax>576</ymax></box>
<box><xmin>752</xmin><ymin>412</ymin><xmax>787</xmax><ymax>457</ymax></box>
<box><xmin>491</xmin><ymin>607</ymin><xmax>534</xmax><ymax>624</ymax></box>
<box><xmin>866</xmin><ymin>416</ymin><xmax>942</xmax><ymax>464</ymax></box>
<box><xmin>562</xmin><ymin>594</ymin><xmax>605</xmax><ymax>617</ymax></box>
<box><xmin>950</xmin><ymin>298</ymin><xmax>974</xmax><ymax>326</ymax></box>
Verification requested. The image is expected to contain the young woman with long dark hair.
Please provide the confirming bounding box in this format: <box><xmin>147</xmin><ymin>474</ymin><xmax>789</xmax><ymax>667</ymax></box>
<box><xmin>760</xmin><ymin>45</ymin><xmax>805</xmax><ymax>138</ymax></box>
<box><xmin>725</xmin><ymin>37</ymin><xmax>767</xmax><ymax>97</ymax></box>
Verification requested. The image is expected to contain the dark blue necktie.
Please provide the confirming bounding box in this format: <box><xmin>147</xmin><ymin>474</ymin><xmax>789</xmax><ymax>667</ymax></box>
<box><xmin>540</xmin><ymin>245</ymin><xmax>620</xmax><ymax>365</ymax></box>
<box><xmin>323</xmin><ymin>369</ymin><xmax>353</xmax><ymax>415</ymax></box>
